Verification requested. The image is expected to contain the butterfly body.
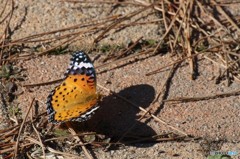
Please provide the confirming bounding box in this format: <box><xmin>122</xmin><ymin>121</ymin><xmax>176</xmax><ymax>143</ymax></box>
<box><xmin>47</xmin><ymin>51</ymin><xmax>98</xmax><ymax>124</ymax></box>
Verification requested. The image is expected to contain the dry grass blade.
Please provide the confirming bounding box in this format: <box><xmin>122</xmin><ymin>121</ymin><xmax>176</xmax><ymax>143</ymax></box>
<box><xmin>47</xmin><ymin>147</ymin><xmax>80</xmax><ymax>158</ymax></box>
<box><xmin>22</xmin><ymin>78</ymin><xmax>63</xmax><ymax>87</ymax></box>
<box><xmin>0</xmin><ymin>125</ymin><xmax>19</xmax><ymax>137</ymax></box>
<box><xmin>184</xmin><ymin>0</ymin><xmax>195</xmax><ymax>79</ymax></box>
<box><xmin>203</xmin><ymin>55</ymin><xmax>240</xmax><ymax>83</ymax></box>
<box><xmin>113</xmin><ymin>36</ymin><xmax>143</xmax><ymax>60</ymax></box>
<box><xmin>94</xmin><ymin>4</ymin><xmax>153</xmax><ymax>43</ymax></box>
<box><xmin>31</xmin><ymin>113</ymin><xmax>46</xmax><ymax>159</ymax></box>
<box><xmin>165</xmin><ymin>89</ymin><xmax>240</xmax><ymax>102</ymax></box>
<box><xmin>152</xmin><ymin>1</ymin><xmax>182</xmax><ymax>55</ymax></box>
<box><xmin>63</xmin><ymin>0</ymin><xmax>145</xmax><ymax>6</ymax></box>
<box><xmin>211</xmin><ymin>0</ymin><xmax>240</xmax><ymax>33</ymax></box>
<box><xmin>36</xmin><ymin>34</ymin><xmax>79</xmax><ymax>56</ymax></box>
<box><xmin>97</xmin><ymin>48</ymin><xmax>155</xmax><ymax>70</ymax></box>
<box><xmin>0</xmin><ymin>0</ymin><xmax>14</xmax><ymax>64</ymax></box>
<box><xmin>124</xmin><ymin>133</ymin><xmax>191</xmax><ymax>145</ymax></box>
<box><xmin>14</xmin><ymin>98</ymin><xmax>35</xmax><ymax>158</ymax></box>
<box><xmin>66</xmin><ymin>122</ymin><xmax>93</xmax><ymax>159</ymax></box>
<box><xmin>146</xmin><ymin>44</ymin><xmax>222</xmax><ymax>76</ymax></box>
<box><xmin>44</xmin><ymin>132</ymin><xmax>96</xmax><ymax>142</ymax></box>
<box><xmin>96</xmin><ymin>37</ymin><xmax>152</xmax><ymax>71</ymax></box>
<box><xmin>196</xmin><ymin>0</ymin><xmax>236</xmax><ymax>41</ymax></box>
<box><xmin>0</xmin><ymin>0</ymin><xmax>8</xmax><ymax>19</ymax></box>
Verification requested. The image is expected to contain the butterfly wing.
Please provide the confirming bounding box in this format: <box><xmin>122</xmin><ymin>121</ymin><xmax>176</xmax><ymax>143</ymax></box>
<box><xmin>47</xmin><ymin>51</ymin><xmax>99</xmax><ymax>123</ymax></box>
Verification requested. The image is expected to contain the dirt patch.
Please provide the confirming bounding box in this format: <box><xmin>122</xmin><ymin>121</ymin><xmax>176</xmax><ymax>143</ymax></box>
<box><xmin>0</xmin><ymin>0</ymin><xmax>240</xmax><ymax>159</ymax></box>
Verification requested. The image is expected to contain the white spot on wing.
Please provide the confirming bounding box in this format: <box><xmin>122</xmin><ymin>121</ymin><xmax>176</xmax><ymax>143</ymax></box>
<box><xmin>79</xmin><ymin>62</ymin><xmax>93</xmax><ymax>68</ymax></box>
<box><xmin>73</xmin><ymin>66</ymin><xmax>78</xmax><ymax>70</ymax></box>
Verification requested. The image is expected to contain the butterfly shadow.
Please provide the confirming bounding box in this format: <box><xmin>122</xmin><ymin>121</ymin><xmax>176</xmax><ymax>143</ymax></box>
<box><xmin>75</xmin><ymin>84</ymin><xmax>157</xmax><ymax>148</ymax></box>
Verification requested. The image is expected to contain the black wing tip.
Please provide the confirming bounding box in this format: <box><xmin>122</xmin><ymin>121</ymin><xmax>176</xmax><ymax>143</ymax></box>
<box><xmin>66</xmin><ymin>50</ymin><xmax>95</xmax><ymax>76</ymax></box>
<box><xmin>71</xmin><ymin>51</ymin><xmax>92</xmax><ymax>63</ymax></box>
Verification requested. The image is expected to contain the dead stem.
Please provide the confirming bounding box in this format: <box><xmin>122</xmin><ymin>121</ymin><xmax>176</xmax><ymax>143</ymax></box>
<box><xmin>94</xmin><ymin>4</ymin><xmax>153</xmax><ymax>43</ymax></box>
<box><xmin>165</xmin><ymin>89</ymin><xmax>240</xmax><ymax>103</ymax></box>
<box><xmin>63</xmin><ymin>0</ymin><xmax>146</xmax><ymax>6</ymax></box>
<box><xmin>96</xmin><ymin>48</ymin><xmax>154</xmax><ymax>71</ymax></box>
<box><xmin>146</xmin><ymin>45</ymin><xmax>222</xmax><ymax>76</ymax></box>
<box><xmin>0</xmin><ymin>0</ymin><xmax>14</xmax><ymax>65</ymax></box>
<box><xmin>66</xmin><ymin>122</ymin><xmax>93</xmax><ymax>159</ymax></box>
<box><xmin>14</xmin><ymin>98</ymin><xmax>35</xmax><ymax>159</ymax></box>
<box><xmin>31</xmin><ymin>110</ymin><xmax>46</xmax><ymax>159</ymax></box>
<box><xmin>114</xmin><ymin>36</ymin><xmax>143</xmax><ymax>60</ymax></box>
<box><xmin>211</xmin><ymin>0</ymin><xmax>240</xmax><ymax>33</ymax></box>
<box><xmin>22</xmin><ymin>78</ymin><xmax>63</xmax><ymax>87</ymax></box>
<box><xmin>47</xmin><ymin>146</ymin><xmax>80</xmax><ymax>158</ymax></box>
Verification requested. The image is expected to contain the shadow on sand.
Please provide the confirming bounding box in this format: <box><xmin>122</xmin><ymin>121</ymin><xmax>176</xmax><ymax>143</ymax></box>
<box><xmin>73</xmin><ymin>84</ymin><xmax>157</xmax><ymax>147</ymax></box>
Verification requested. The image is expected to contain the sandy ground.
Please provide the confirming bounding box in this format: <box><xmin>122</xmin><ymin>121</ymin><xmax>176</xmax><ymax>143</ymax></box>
<box><xmin>0</xmin><ymin>0</ymin><xmax>240</xmax><ymax>159</ymax></box>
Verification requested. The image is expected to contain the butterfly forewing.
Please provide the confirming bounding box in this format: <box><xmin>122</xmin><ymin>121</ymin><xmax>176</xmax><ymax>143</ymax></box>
<box><xmin>46</xmin><ymin>51</ymin><xmax>98</xmax><ymax>123</ymax></box>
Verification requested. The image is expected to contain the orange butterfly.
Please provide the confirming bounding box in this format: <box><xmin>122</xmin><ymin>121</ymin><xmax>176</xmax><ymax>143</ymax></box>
<box><xmin>46</xmin><ymin>51</ymin><xmax>99</xmax><ymax>123</ymax></box>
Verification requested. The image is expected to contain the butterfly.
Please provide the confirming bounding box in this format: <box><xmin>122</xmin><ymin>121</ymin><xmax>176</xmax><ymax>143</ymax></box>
<box><xmin>46</xmin><ymin>51</ymin><xmax>99</xmax><ymax>124</ymax></box>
